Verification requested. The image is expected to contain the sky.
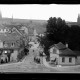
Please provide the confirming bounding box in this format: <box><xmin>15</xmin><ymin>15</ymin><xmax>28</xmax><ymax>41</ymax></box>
<box><xmin>0</xmin><ymin>4</ymin><xmax>80</xmax><ymax>22</ymax></box>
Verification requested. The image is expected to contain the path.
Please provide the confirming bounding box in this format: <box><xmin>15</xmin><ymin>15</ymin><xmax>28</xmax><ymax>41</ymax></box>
<box><xmin>42</xmin><ymin>57</ymin><xmax>80</xmax><ymax>72</ymax></box>
<box><xmin>0</xmin><ymin>50</ymin><xmax>80</xmax><ymax>72</ymax></box>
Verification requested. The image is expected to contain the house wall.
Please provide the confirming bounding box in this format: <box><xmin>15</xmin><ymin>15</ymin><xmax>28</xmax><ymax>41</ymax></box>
<box><xmin>0</xmin><ymin>28</ymin><xmax>9</xmax><ymax>33</ymax></box>
<box><xmin>10</xmin><ymin>49</ymin><xmax>18</xmax><ymax>62</ymax></box>
<box><xmin>58</xmin><ymin>57</ymin><xmax>76</xmax><ymax>66</ymax></box>
<box><xmin>50</xmin><ymin>54</ymin><xmax>59</xmax><ymax>60</ymax></box>
<box><xmin>49</xmin><ymin>47</ymin><xmax>59</xmax><ymax>54</ymax></box>
<box><xmin>3</xmin><ymin>41</ymin><xmax>19</xmax><ymax>48</ymax></box>
<box><xmin>0</xmin><ymin>41</ymin><xmax>3</xmax><ymax>48</ymax></box>
<box><xmin>75</xmin><ymin>56</ymin><xmax>80</xmax><ymax>65</ymax></box>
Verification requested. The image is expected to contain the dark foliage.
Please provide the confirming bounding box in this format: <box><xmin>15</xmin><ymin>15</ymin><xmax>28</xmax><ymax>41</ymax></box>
<box><xmin>46</xmin><ymin>17</ymin><xmax>69</xmax><ymax>44</ymax></box>
<box><xmin>17</xmin><ymin>36</ymin><xmax>29</xmax><ymax>61</ymax></box>
<box><xmin>68</xmin><ymin>25</ymin><xmax>80</xmax><ymax>50</ymax></box>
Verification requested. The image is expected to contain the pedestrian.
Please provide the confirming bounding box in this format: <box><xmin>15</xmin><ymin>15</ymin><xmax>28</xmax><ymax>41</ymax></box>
<box><xmin>7</xmin><ymin>54</ymin><xmax>10</xmax><ymax>62</ymax></box>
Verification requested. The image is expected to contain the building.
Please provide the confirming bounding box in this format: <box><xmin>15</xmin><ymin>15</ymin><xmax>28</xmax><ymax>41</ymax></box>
<box><xmin>49</xmin><ymin>42</ymin><xmax>77</xmax><ymax>66</ymax></box>
<box><xmin>0</xmin><ymin>11</ymin><xmax>46</xmax><ymax>36</ymax></box>
<box><xmin>0</xmin><ymin>33</ymin><xmax>20</xmax><ymax>50</ymax></box>
<box><xmin>19</xmin><ymin>26</ymin><xmax>28</xmax><ymax>35</ymax></box>
<box><xmin>0</xmin><ymin>34</ymin><xmax>21</xmax><ymax>63</ymax></box>
<box><xmin>66</xmin><ymin>14</ymin><xmax>80</xmax><ymax>26</ymax></box>
<box><xmin>0</xmin><ymin>25</ymin><xmax>22</xmax><ymax>63</ymax></box>
<box><xmin>0</xmin><ymin>24</ymin><xmax>10</xmax><ymax>33</ymax></box>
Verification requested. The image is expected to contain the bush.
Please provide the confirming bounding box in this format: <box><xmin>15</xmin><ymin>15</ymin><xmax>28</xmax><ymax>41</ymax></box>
<box><xmin>17</xmin><ymin>50</ymin><xmax>25</xmax><ymax>61</ymax></box>
<box><xmin>17</xmin><ymin>48</ymin><xmax>29</xmax><ymax>61</ymax></box>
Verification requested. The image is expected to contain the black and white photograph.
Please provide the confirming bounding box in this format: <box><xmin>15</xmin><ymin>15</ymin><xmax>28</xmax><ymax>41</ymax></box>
<box><xmin>0</xmin><ymin>4</ymin><xmax>80</xmax><ymax>74</ymax></box>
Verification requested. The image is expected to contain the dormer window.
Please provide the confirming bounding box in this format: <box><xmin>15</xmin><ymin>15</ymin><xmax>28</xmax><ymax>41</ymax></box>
<box><xmin>5</xmin><ymin>29</ymin><xmax>8</xmax><ymax>32</ymax></box>
<box><xmin>4</xmin><ymin>44</ymin><xmax>8</xmax><ymax>47</ymax></box>
<box><xmin>3</xmin><ymin>29</ymin><xmax>5</xmax><ymax>32</ymax></box>
<box><xmin>3</xmin><ymin>41</ymin><xmax>8</xmax><ymax>47</ymax></box>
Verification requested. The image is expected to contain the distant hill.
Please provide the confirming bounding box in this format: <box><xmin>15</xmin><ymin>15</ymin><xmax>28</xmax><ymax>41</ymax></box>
<box><xmin>0</xmin><ymin>18</ymin><xmax>47</xmax><ymax>34</ymax></box>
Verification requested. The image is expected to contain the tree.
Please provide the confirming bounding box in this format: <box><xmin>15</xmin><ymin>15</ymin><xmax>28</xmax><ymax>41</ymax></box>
<box><xmin>68</xmin><ymin>25</ymin><xmax>80</xmax><ymax>50</ymax></box>
<box><xmin>17</xmin><ymin>36</ymin><xmax>29</xmax><ymax>61</ymax></box>
<box><xmin>37</xmin><ymin>35</ymin><xmax>55</xmax><ymax>61</ymax></box>
<box><xmin>46</xmin><ymin>17</ymin><xmax>69</xmax><ymax>44</ymax></box>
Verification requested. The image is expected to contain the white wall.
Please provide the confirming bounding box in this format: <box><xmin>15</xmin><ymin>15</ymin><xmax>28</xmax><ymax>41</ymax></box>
<box><xmin>10</xmin><ymin>50</ymin><xmax>18</xmax><ymax>62</ymax></box>
<box><xmin>50</xmin><ymin>54</ymin><xmax>59</xmax><ymax>60</ymax></box>
<box><xmin>76</xmin><ymin>56</ymin><xmax>80</xmax><ymax>65</ymax></box>
<box><xmin>0</xmin><ymin>29</ymin><xmax>9</xmax><ymax>33</ymax></box>
<box><xmin>0</xmin><ymin>41</ymin><xmax>3</xmax><ymax>48</ymax></box>
<box><xmin>58</xmin><ymin>57</ymin><xmax>76</xmax><ymax>66</ymax></box>
<box><xmin>49</xmin><ymin>47</ymin><xmax>59</xmax><ymax>54</ymax></box>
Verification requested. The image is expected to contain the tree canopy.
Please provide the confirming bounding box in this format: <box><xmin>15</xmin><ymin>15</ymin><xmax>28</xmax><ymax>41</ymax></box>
<box><xmin>46</xmin><ymin>17</ymin><xmax>69</xmax><ymax>44</ymax></box>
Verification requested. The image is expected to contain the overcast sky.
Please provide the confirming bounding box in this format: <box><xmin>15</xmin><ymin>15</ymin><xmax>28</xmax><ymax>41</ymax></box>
<box><xmin>0</xmin><ymin>4</ymin><xmax>80</xmax><ymax>22</ymax></box>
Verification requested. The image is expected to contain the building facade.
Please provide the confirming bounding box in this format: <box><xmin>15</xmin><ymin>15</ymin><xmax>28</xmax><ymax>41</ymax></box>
<box><xmin>49</xmin><ymin>42</ymin><xmax>77</xmax><ymax>66</ymax></box>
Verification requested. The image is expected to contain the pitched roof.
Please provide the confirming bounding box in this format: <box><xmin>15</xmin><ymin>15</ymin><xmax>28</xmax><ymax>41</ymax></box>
<box><xmin>49</xmin><ymin>42</ymin><xmax>77</xmax><ymax>57</ymax></box>
<box><xmin>54</xmin><ymin>42</ymin><xmax>66</xmax><ymax>50</ymax></box>
<box><xmin>50</xmin><ymin>42</ymin><xmax>66</xmax><ymax>50</ymax></box>
<box><xmin>0</xmin><ymin>33</ymin><xmax>20</xmax><ymax>41</ymax></box>
<box><xmin>11</xmin><ymin>27</ymin><xmax>22</xmax><ymax>36</ymax></box>
<box><xmin>0</xmin><ymin>24</ymin><xmax>8</xmax><ymax>29</ymax></box>
<box><xmin>59</xmin><ymin>48</ymin><xmax>77</xmax><ymax>57</ymax></box>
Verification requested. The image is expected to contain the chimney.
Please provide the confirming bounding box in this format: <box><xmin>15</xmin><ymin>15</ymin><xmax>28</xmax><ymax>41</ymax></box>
<box><xmin>66</xmin><ymin>43</ymin><xmax>68</xmax><ymax>48</ymax></box>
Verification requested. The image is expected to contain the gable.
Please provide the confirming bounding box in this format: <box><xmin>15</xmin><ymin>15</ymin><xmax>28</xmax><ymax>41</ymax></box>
<box><xmin>54</xmin><ymin>42</ymin><xmax>66</xmax><ymax>50</ymax></box>
<box><xmin>11</xmin><ymin>27</ymin><xmax>22</xmax><ymax>36</ymax></box>
<box><xmin>49</xmin><ymin>42</ymin><xmax>66</xmax><ymax>50</ymax></box>
<box><xmin>59</xmin><ymin>48</ymin><xmax>76</xmax><ymax>57</ymax></box>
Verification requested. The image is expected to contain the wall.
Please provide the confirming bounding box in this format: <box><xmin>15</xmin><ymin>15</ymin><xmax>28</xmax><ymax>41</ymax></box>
<box><xmin>10</xmin><ymin>49</ymin><xmax>18</xmax><ymax>62</ymax></box>
<box><xmin>0</xmin><ymin>41</ymin><xmax>3</xmax><ymax>48</ymax></box>
<box><xmin>0</xmin><ymin>29</ymin><xmax>9</xmax><ymax>33</ymax></box>
<box><xmin>50</xmin><ymin>54</ymin><xmax>59</xmax><ymax>60</ymax></box>
<box><xmin>58</xmin><ymin>56</ymin><xmax>76</xmax><ymax>66</ymax></box>
<box><xmin>49</xmin><ymin>47</ymin><xmax>59</xmax><ymax>54</ymax></box>
<box><xmin>75</xmin><ymin>56</ymin><xmax>80</xmax><ymax>65</ymax></box>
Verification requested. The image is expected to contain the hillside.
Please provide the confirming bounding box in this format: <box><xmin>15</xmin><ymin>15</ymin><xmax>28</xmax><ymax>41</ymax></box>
<box><xmin>0</xmin><ymin>18</ymin><xmax>47</xmax><ymax>34</ymax></box>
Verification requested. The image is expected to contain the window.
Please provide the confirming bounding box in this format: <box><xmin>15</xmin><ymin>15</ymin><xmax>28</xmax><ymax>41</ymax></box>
<box><xmin>3</xmin><ymin>50</ymin><xmax>7</xmax><ymax>54</ymax></box>
<box><xmin>62</xmin><ymin>57</ymin><xmax>65</xmax><ymax>62</ymax></box>
<box><xmin>11</xmin><ymin>43</ymin><xmax>14</xmax><ymax>47</ymax></box>
<box><xmin>53</xmin><ymin>48</ymin><xmax>57</xmax><ymax>54</ymax></box>
<box><xmin>69</xmin><ymin>57</ymin><xmax>72</xmax><ymax>63</ymax></box>
<box><xmin>7</xmin><ymin>50</ymin><xmax>10</xmax><ymax>53</ymax></box>
<box><xmin>6</xmin><ymin>29</ymin><xmax>9</xmax><ymax>32</ymax></box>
<box><xmin>4</xmin><ymin>43</ymin><xmax>8</xmax><ymax>47</ymax></box>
